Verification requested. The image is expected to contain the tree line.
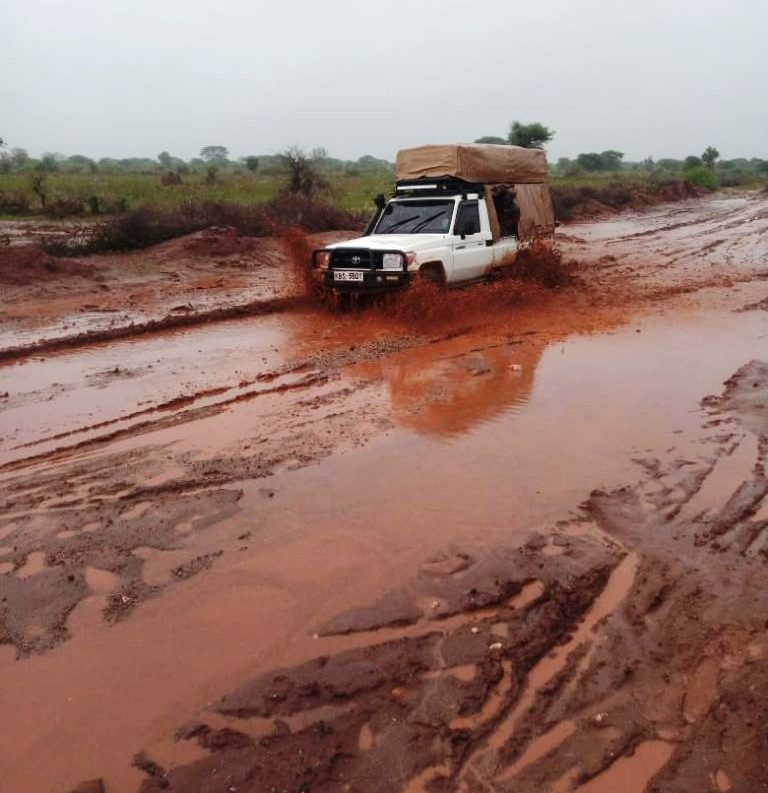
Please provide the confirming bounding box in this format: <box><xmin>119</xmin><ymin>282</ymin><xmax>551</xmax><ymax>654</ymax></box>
<box><xmin>0</xmin><ymin>140</ymin><xmax>393</xmax><ymax>177</ymax></box>
<box><xmin>476</xmin><ymin>122</ymin><xmax>768</xmax><ymax>188</ymax></box>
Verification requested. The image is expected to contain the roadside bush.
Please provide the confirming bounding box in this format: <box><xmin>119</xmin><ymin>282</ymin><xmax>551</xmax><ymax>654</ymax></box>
<box><xmin>41</xmin><ymin>195</ymin><xmax>365</xmax><ymax>256</ymax></box>
<box><xmin>683</xmin><ymin>166</ymin><xmax>718</xmax><ymax>190</ymax></box>
<box><xmin>550</xmin><ymin>184</ymin><xmax>632</xmax><ymax>221</ymax></box>
<box><xmin>548</xmin><ymin>178</ymin><xmax>702</xmax><ymax>222</ymax></box>
<box><xmin>265</xmin><ymin>193</ymin><xmax>365</xmax><ymax>233</ymax></box>
<box><xmin>44</xmin><ymin>198</ymin><xmax>85</xmax><ymax>218</ymax></box>
<box><xmin>0</xmin><ymin>192</ymin><xmax>31</xmax><ymax>214</ymax></box>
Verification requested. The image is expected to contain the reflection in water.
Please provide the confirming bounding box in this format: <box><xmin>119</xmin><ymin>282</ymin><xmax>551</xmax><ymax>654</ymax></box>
<box><xmin>355</xmin><ymin>340</ymin><xmax>545</xmax><ymax>438</ymax></box>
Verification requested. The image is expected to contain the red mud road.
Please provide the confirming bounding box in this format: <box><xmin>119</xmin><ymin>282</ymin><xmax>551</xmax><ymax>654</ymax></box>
<box><xmin>1</xmin><ymin>192</ymin><xmax>768</xmax><ymax>793</ymax></box>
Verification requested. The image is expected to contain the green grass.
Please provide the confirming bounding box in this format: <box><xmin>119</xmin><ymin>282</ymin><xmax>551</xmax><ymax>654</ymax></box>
<box><xmin>0</xmin><ymin>171</ymin><xmax>392</xmax><ymax>217</ymax></box>
<box><xmin>549</xmin><ymin>171</ymin><xmax>660</xmax><ymax>191</ymax></box>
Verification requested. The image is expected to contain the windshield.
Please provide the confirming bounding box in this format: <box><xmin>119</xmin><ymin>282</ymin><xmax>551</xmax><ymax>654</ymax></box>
<box><xmin>374</xmin><ymin>199</ymin><xmax>455</xmax><ymax>234</ymax></box>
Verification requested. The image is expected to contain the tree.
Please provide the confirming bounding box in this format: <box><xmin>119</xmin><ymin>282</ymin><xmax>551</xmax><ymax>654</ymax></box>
<box><xmin>29</xmin><ymin>172</ymin><xmax>48</xmax><ymax>207</ymax></box>
<box><xmin>244</xmin><ymin>155</ymin><xmax>259</xmax><ymax>173</ymax></box>
<box><xmin>10</xmin><ymin>148</ymin><xmax>29</xmax><ymax>169</ymax></box>
<box><xmin>657</xmin><ymin>158</ymin><xmax>683</xmax><ymax>172</ymax></box>
<box><xmin>684</xmin><ymin>155</ymin><xmax>702</xmax><ymax>169</ymax></box>
<box><xmin>474</xmin><ymin>136</ymin><xmax>507</xmax><ymax>145</ymax></box>
<box><xmin>575</xmin><ymin>151</ymin><xmax>624</xmax><ymax>172</ymax></box>
<box><xmin>200</xmin><ymin>145</ymin><xmax>228</xmax><ymax>162</ymax></box>
<box><xmin>701</xmin><ymin>146</ymin><xmax>719</xmax><ymax>169</ymax></box>
<box><xmin>576</xmin><ymin>152</ymin><xmax>606</xmax><ymax>171</ymax></box>
<box><xmin>67</xmin><ymin>154</ymin><xmax>97</xmax><ymax>173</ymax></box>
<box><xmin>356</xmin><ymin>154</ymin><xmax>391</xmax><ymax>171</ymax></box>
<box><xmin>39</xmin><ymin>153</ymin><xmax>62</xmax><ymax>172</ymax></box>
<box><xmin>158</xmin><ymin>151</ymin><xmax>173</xmax><ymax>170</ymax></box>
<box><xmin>600</xmin><ymin>150</ymin><xmax>624</xmax><ymax>170</ymax></box>
<box><xmin>311</xmin><ymin>147</ymin><xmax>328</xmax><ymax>163</ymax></box>
<box><xmin>278</xmin><ymin>146</ymin><xmax>327</xmax><ymax>195</ymax></box>
<box><xmin>508</xmin><ymin>121</ymin><xmax>554</xmax><ymax>149</ymax></box>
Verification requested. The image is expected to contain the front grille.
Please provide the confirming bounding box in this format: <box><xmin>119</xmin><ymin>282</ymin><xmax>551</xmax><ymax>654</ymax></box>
<box><xmin>330</xmin><ymin>249</ymin><xmax>373</xmax><ymax>269</ymax></box>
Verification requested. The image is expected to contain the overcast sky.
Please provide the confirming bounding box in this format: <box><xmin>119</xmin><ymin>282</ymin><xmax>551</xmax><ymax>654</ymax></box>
<box><xmin>2</xmin><ymin>0</ymin><xmax>766</xmax><ymax>163</ymax></box>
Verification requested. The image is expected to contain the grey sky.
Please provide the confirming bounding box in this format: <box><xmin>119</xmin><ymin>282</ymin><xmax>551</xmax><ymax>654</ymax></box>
<box><xmin>2</xmin><ymin>0</ymin><xmax>766</xmax><ymax>162</ymax></box>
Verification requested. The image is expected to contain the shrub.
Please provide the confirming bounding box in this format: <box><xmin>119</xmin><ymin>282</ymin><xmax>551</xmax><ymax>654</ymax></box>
<box><xmin>264</xmin><ymin>193</ymin><xmax>364</xmax><ymax>233</ymax></box>
<box><xmin>41</xmin><ymin>195</ymin><xmax>365</xmax><ymax>256</ymax></box>
<box><xmin>44</xmin><ymin>198</ymin><xmax>85</xmax><ymax>218</ymax></box>
<box><xmin>683</xmin><ymin>166</ymin><xmax>718</xmax><ymax>190</ymax></box>
<box><xmin>0</xmin><ymin>192</ymin><xmax>31</xmax><ymax>214</ymax></box>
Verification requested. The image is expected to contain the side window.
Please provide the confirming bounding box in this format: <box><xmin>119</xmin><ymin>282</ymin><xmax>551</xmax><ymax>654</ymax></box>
<box><xmin>454</xmin><ymin>201</ymin><xmax>480</xmax><ymax>236</ymax></box>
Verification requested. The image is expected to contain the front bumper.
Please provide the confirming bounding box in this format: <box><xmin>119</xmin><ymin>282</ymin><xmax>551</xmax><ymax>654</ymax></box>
<box><xmin>319</xmin><ymin>269</ymin><xmax>412</xmax><ymax>293</ymax></box>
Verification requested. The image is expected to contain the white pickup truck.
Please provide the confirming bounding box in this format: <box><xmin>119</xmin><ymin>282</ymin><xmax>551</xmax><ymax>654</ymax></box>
<box><xmin>312</xmin><ymin>144</ymin><xmax>554</xmax><ymax>295</ymax></box>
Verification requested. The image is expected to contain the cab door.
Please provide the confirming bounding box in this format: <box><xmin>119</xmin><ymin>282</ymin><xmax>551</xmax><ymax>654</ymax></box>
<box><xmin>452</xmin><ymin>200</ymin><xmax>488</xmax><ymax>282</ymax></box>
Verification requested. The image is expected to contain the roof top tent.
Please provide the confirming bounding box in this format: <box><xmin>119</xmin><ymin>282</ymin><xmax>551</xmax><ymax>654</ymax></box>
<box><xmin>394</xmin><ymin>143</ymin><xmax>555</xmax><ymax>241</ymax></box>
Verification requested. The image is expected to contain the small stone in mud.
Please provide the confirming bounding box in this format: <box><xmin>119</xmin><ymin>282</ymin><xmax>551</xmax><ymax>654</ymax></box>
<box><xmin>591</xmin><ymin>711</ymin><xmax>610</xmax><ymax>727</ymax></box>
<box><xmin>462</xmin><ymin>356</ymin><xmax>493</xmax><ymax>376</ymax></box>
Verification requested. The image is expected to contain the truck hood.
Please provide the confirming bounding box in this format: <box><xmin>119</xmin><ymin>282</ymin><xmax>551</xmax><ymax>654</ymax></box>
<box><xmin>326</xmin><ymin>234</ymin><xmax>447</xmax><ymax>253</ymax></box>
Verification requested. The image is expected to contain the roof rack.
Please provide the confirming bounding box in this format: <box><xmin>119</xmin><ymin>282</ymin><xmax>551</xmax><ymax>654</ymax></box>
<box><xmin>394</xmin><ymin>176</ymin><xmax>483</xmax><ymax>198</ymax></box>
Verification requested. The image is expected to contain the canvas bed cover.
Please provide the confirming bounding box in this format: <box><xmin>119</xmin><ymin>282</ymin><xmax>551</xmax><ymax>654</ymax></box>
<box><xmin>395</xmin><ymin>144</ymin><xmax>554</xmax><ymax>241</ymax></box>
<box><xmin>395</xmin><ymin>143</ymin><xmax>547</xmax><ymax>184</ymax></box>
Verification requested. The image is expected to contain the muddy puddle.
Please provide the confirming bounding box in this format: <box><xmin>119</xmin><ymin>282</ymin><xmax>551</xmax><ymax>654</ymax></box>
<box><xmin>1</xmin><ymin>290</ymin><xmax>766</xmax><ymax>792</ymax></box>
<box><xmin>0</xmin><ymin>313</ymin><xmax>296</xmax><ymax>461</ymax></box>
<box><xmin>1</xmin><ymin>195</ymin><xmax>768</xmax><ymax>793</ymax></box>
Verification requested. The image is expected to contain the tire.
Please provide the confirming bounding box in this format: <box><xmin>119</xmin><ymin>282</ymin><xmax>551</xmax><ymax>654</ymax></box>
<box><xmin>419</xmin><ymin>264</ymin><xmax>445</xmax><ymax>288</ymax></box>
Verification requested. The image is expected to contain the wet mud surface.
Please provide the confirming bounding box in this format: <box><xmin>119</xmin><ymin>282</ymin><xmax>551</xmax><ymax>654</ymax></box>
<box><xmin>1</xmin><ymin>193</ymin><xmax>768</xmax><ymax>792</ymax></box>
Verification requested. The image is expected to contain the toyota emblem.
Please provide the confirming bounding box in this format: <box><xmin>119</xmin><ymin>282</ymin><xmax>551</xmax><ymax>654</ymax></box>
<box><xmin>351</xmin><ymin>256</ymin><xmax>361</xmax><ymax>265</ymax></box>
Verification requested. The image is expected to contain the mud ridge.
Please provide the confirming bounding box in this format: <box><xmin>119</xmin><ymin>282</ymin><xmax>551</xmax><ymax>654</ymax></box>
<box><xmin>0</xmin><ymin>294</ymin><xmax>305</xmax><ymax>363</ymax></box>
<box><xmin>0</xmin><ymin>372</ymin><xmax>329</xmax><ymax>474</ymax></box>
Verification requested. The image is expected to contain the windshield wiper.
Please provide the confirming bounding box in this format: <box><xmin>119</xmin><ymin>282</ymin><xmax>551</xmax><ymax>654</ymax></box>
<box><xmin>378</xmin><ymin>215</ymin><xmax>419</xmax><ymax>234</ymax></box>
<box><xmin>410</xmin><ymin>211</ymin><xmax>446</xmax><ymax>233</ymax></box>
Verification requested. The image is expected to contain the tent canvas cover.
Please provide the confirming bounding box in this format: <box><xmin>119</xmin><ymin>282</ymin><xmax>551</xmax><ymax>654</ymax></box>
<box><xmin>395</xmin><ymin>143</ymin><xmax>547</xmax><ymax>184</ymax></box>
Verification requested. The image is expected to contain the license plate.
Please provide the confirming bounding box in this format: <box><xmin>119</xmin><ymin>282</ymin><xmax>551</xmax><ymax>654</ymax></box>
<box><xmin>334</xmin><ymin>270</ymin><xmax>364</xmax><ymax>282</ymax></box>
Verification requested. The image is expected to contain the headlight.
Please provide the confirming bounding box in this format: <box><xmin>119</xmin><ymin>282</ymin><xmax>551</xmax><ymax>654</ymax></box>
<box><xmin>315</xmin><ymin>250</ymin><xmax>331</xmax><ymax>269</ymax></box>
<box><xmin>382</xmin><ymin>252</ymin><xmax>404</xmax><ymax>270</ymax></box>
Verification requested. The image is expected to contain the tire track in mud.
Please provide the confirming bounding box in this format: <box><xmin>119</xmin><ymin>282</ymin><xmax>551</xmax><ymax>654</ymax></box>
<box><xmin>3</xmin><ymin>331</ymin><xmax>534</xmax><ymax>662</ymax></box>
<box><xmin>4</xmin><ymin>362</ymin><xmax>328</xmax><ymax>454</ymax></box>
<box><xmin>126</xmin><ymin>359</ymin><xmax>768</xmax><ymax>793</ymax></box>
<box><xmin>134</xmin><ymin>536</ymin><xmax>625</xmax><ymax>793</ymax></box>
<box><xmin>0</xmin><ymin>371</ymin><xmax>331</xmax><ymax>474</ymax></box>
<box><xmin>563</xmin><ymin>194</ymin><xmax>768</xmax><ymax>308</ymax></box>
<box><xmin>0</xmin><ymin>294</ymin><xmax>305</xmax><ymax>363</ymax></box>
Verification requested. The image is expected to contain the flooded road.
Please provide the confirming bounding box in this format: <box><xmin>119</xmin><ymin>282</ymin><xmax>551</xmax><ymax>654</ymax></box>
<box><xmin>1</xmin><ymin>193</ymin><xmax>768</xmax><ymax>793</ymax></box>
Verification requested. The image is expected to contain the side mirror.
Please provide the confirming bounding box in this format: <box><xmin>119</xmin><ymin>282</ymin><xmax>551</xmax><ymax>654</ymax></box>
<box><xmin>374</xmin><ymin>193</ymin><xmax>386</xmax><ymax>210</ymax></box>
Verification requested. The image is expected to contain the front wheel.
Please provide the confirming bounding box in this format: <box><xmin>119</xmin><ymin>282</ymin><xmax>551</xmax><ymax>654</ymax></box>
<box><xmin>418</xmin><ymin>265</ymin><xmax>445</xmax><ymax>288</ymax></box>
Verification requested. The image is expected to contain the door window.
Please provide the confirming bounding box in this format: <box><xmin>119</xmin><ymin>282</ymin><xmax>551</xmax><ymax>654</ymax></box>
<box><xmin>453</xmin><ymin>201</ymin><xmax>480</xmax><ymax>236</ymax></box>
